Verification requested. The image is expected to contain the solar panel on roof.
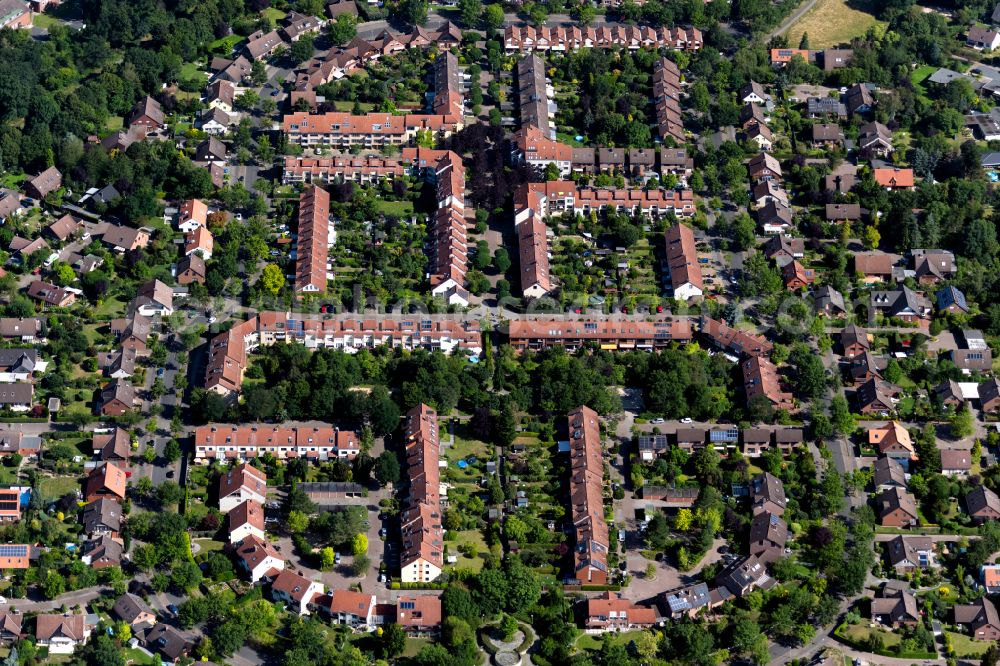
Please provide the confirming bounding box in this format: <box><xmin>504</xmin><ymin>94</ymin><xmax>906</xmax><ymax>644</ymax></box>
<box><xmin>0</xmin><ymin>545</ymin><xmax>26</xmax><ymax>557</ymax></box>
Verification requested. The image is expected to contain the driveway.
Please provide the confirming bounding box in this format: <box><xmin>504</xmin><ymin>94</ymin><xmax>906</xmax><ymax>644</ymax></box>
<box><xmin>620</xmin><ymin>538</ymin><xmax>727</xmax><ymax>604</ymax></box>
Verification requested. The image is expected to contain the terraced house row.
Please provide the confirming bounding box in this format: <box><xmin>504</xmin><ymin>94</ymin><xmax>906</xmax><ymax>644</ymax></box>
<box><xmin>203</xmin><ymin>313</ymin><xmax>483</xmax><ymax>398</ymax></box>
<box><xmin>400</xmin><ymin>404</ymin><xmax>444</xmax><ymax>583</ymax></box>
<box><xmin>568</xmin><ymin>405</ymin><xmax>609</xmax><ymax>585</ymax></box>
<box><xmin>291</xmin><ymin>22</ymin><xmax>465</xmax><ymax>93</ymax></box>
<box><xmin>503</xmin><ymin>24</ymin><xmax>703</xmax><ymax>53</ymax></box>
<box><xmin>193</xmin><ymin>425</ymin><xmax>361</xmax><ymax>463</ymax></box>
<box><xmin>282</xmin><ymin>110</ymin><xmax>461</xmax><ymax>149</ymax></box>
<box><xmin>280</xmin><ymin>146</ymin><xmax>463</xmax><ymax>186</ymax></box>
<box><xmin>514</xmin><ymin>181</ymin><xmax>697</xmax><ymax>220</ymax></box>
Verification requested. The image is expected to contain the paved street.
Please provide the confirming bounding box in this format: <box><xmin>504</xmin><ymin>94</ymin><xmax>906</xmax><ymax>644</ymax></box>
<box><xmin>3</xmin><ymin>587</ymin><xmax>104</xmax><ymax>613</ymax></box>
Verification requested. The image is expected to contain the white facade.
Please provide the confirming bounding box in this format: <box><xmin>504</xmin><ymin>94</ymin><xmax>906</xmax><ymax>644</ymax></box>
<box><xmin>246</xmin><ymin>554</ymin><xmax>284</xmax><ymax>583</ymax></box>
<box><xmin>400</xmin><ymin>557</ymin><xmax>443</xmax><ymax>584</ymax></box>
<box><xmin>273</xmin><ymin>580</ymin><xmax>324</xmax><ymax>615</ymax></box>
<box><xmin>229</xmin><ymin>521</ymin><xmax>265</xmax><ymax>545</ymax></box>
<box><xmin>220</xmin><ymin>486</ymin><xmax>267</xmax><ymax>514</ymax></box>
<box><xmin>673</xmin><ymin>282</ymin><xmax>703</xmax><ymax>302</ymax></box>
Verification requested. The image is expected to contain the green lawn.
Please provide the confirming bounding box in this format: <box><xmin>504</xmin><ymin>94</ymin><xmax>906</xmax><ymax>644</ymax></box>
<box><xmin>577</xmin><ymin>630</ymin><xmax>650</xmax><ymax>652</ymax></box>
<box><xmin>946</xmin><ymin>630</ymin><xmax>991</xmax><ymax>657</ymax></box>
<box><xmin>39</xmin><ymin>475</ymin><xmax>80</xmax><ymax>502</ymax></box>
<box><xmin>840</xmin><ymin>623</ymin><xmax>901</xmax><ymax>648</ymax></box>
<box><xmin>262</xmin><ymin>7</ymin><xmax>287</xmax><ymax>21</ymax></box>
<box><xmin>911</xmin><ymin>65</ymin><xmax>936</xmax><ymax>95</ymax></box>
<box><xmin>123</xmin><ymin>648</ymin><xmax>158</xmax><ymax>665</ymax></box>
<box><xmin>32</xmin><ymin>12</ymin><xmax>60</xmax><ymax>29</ymax></box>
<box><xmin>402</xmin><ymin>637</ymin><xmax>431</xmax><ymax>658</ymax></box>
<box><xmin>92</xmin><ymin>294</ymin><xmax>128</xmax><ymax>319</ymax></box>
<box><xmin>192</xmin><ymin>538</ymin><xmax>226</xmax><ymax>554</ymax></box>
<box><xmin>556</xmin><ymin>132</ymin><xmax>586</xmax><ymax>147</ymax></box>
<box><xmin>179</xmin><ymin>61</ymin><xmax>208</xmax><ymax>84</ymax></box>
<box><xmin>332</xmin><ymin>100</ymin><xmax>376</xmax><ymax>112</ymax></box>
<box><xmin>445</xmin><ymin>529</ymin><xmax>488</xmax><ymax>573</ymax></box>
<box><xmin>105</xmin><ymin>116</ymin><xmax>124</xmax><ymax>132</ymax></box>
<box><xmin>210</xmin><ymin>34</ymin><xmax>246</xmax><ymax>54</ymax></box>
<box><xmin>376</xmin><ymin>200</ymin><xmax>414</xmax><ymax>217</ymax></box>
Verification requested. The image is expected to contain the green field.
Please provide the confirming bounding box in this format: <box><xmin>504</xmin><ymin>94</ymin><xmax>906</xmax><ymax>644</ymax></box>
<box><xmin>785</xmin><ymin>0</ymin><xmax>885</xmax><ymax>49</ymax></box>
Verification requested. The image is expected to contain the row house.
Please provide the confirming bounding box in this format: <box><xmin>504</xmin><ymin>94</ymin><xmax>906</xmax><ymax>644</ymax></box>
<box><xmin>203</xmin><ymin>317</ymin><xmax>260</xmax><ymax>398</ymax></box>
<box><xmin>636</xmin><ymin>148</ymin><xmax>697</xmax><ymax>179</ymax></box>
<box><xmin>653</xmin><ymin>57</ymin><xmax>684</xmax><ymax>143</ymax></box>
<box><xmin>742</xmin><ymin>428</ymin><xmax>805</xmax><ymax>457</ymax></box>
<box><xmin>574</xmin><ymin>186</ymin><xmax>696</xmax><ymax>218</ymax></box>
<box><xmin>568</xmin><ymin>405</ymin><xmax>609</xmax><ymax>585</ymax></box>
<box><xmin>255</xmin><ymin>312</ymin><xmax>482</xmax><ymax>355</ymax></box>
<box><xmin>516</xmin><ymin>213</ymin><xmax>554</xmax><ymax>300</ymax></box>
<box><xmin>295</xmin><ymin>185</ymin><xmax>331</xmax><ymax>294</ymax></box>
<box><xmin>582</xmin><ymin>593</ymin><xmax>657</xmax><ymax>634</ymax></box>
<box><xmin>663</xmin><ymin>223</ymin><xmax>702</xmax><ymax>301</ymax></box>
<box><xmin>510</xmin><ymin>125</ymin><xmax>573</xmax><ymax>177</ymax></box>
<box><xmin>195</xmin><ymin>425</ymin><xmax>360</xmax><ymax>464</ymax></box>
<box><xmin>272</xmin><ymin>569</ymin><xmax>324</xmax><ymax>615</ymax></box>
<box><xmin>517</xmin><ymin>54</ymin><xmax>554</xmax><ymax>136</ymax></box>
<box><xmin>289</xmin><ymin>22</ymin><xmax>463</xmax><ymax>93</ymax></box>
<box><xmin>503</xmin><ymin>24</ymin><xmax>703</xmax><ymax>53</ymax></box>
<box><xmin>431</xmin><ymin>50</ymin><xmax>465</xmax><ymax>120</ymax></box>
<box><xmin>427</xmin><ymin>152</ymin><xmax>470</xmax><ymax>306</ymax></box>
<box><xmin>282</xmin><ymin>155</ymin><xmax>408</xmax><ymax>184</ymax></box>
<box><xmin>229</xmin><ymin>499</ymin><xmax>265</xmax><ymax>544</ymax></box>
<box><xmin>218</xmin><ymin>463</ymin><xmax>267</xmax><ymax>512</ymax></box>
<box><xmin>699</xmin><ymin>316</ymin><xmax>773</xmax><ymax>358</ymax></box>
<box><xmin>234</xmin><ymin>534</ymin><xmax>285</xmax><ymax>583</ymax></box>
<box><xmin>742</xmin><ymin>356</ymin><xmax>794</xmax><ymax>410</ymax></box>
<box><xmin>506</xmin><ymin>317</ymin><xmax>692</xmax><ymax>353</ymax></box>
<box><xmin>400</xmin><ymin>404</ymin><xmax>444</xmax><ymax>583</ymax></box>
<box><xmin>283</xmin><ymin>111</ymin><xmax>461</xmax><ymax>150</ymax></box>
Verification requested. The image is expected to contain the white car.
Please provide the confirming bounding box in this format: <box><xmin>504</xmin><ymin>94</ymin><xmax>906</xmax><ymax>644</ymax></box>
<box><xmin>0</xmin><ymin>596</ymin><xmax>8</xmax><ymax>604</ymax></box>
<box><xmin>680</xmin><ymin>417</ymin><xmax>693</xmax><ymax>424</ymax></box>
<box><xmin>651</xmin><ymin>418</ymin><xmax>665</xmax><ymax>424</ymax></box>
<box><xmin>207</xmin><ymin>316</ymin><xmax>217</xmax><ymax>324</ymax></box>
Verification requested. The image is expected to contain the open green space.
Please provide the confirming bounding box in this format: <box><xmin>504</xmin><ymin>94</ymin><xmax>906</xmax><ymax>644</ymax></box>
<box><xmin>946</xmin><ymin>630</ymin><xmax>991</xmax><ymax>657</ymax></box>
<box><xmin>39</xmin><ymin>475</ymin><xmax>80</xmax><ymax>502</ymax></box>
<box><xmin>785</xmin><ymin>0</ymin><xmax>884</xmax><ymax>49</ymax></box>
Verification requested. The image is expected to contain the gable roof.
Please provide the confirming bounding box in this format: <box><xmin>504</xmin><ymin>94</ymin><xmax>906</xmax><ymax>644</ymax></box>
<box><xmin>967</xmin><ymin>485</ymin><xmax>1000</xmax><ymax>516</ymax></box>
<box><xmin>81</xmin><ymin>498</ymin><xmax>123</xmax><ymax>534</ymax></box>
<box><xmin>219</xmin><ymin>463</ymin><xmax>267</xmax><ymax>501</ymax></box>
<box><xmin>113</xmin><ymin>594</ymin><xmax>153</xmax><ymax>625</ymax></box>
<box><xmin>84</xmin><ymin>462</ymin><xmax>128</xmax><ymax>499</ymax></box>
<box><xmin>36</xmin><ymin>614</ymin><xmax>87</xmax><ymax>642</ymax></box>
